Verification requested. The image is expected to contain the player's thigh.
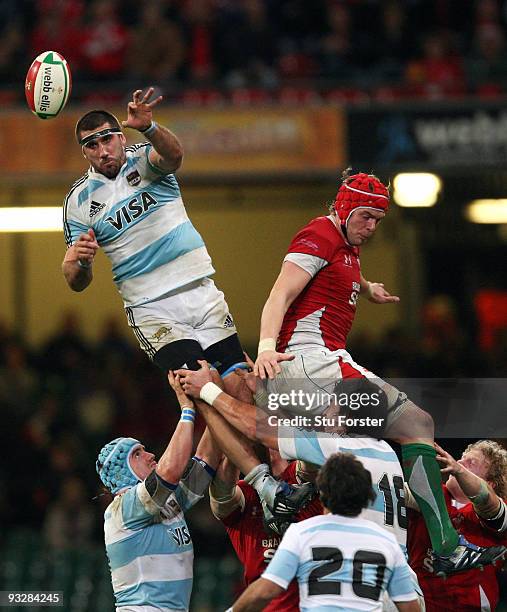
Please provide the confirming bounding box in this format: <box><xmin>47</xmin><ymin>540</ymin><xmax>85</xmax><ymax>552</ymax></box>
<box><xmin>341</xmin><ymin>353</ymin><xmax>433</xmax><ymax>440</ymax></box>
<box><xmin>192</xmin><ymin>278</ymin><xmax>242</xmax><ymax>355</ymax></box>
<box><xmin>337</xmin><ymin>350</ymin><xmax>411</xmax><ymax>430</ymax></box>
<box><xmin>153</xmin><ymin>339</ymin><xmax>206</xmax><ymax>371</ymax></box>
<box><xmin>125</xmin><ymin>298</ymin><xmax>204</xmax><ymax>369</ymax></box>
<box><xmin>203</xmin><ymin>333</ymin><xmax>245</xmax><ymax>376</ymax></box>
<box><xmin>183</xmin><ymin>278</ymin><xmax>247</xmax><ymax>376</ymax></box>
<box><xmin>264</xmin><ymin>351</ymin><xmax>341</xmax><ymax>416</ymax></box>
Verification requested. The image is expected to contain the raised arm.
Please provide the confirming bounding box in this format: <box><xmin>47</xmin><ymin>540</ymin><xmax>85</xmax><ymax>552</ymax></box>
<box><xmin>176</xmin><ymin>361</ymin><xmax>280</xmax><ymax>451</ymax></box>
<box><xmin>209</xmin><ymin>456</ymin><xmax>244</xmax><ymax>520</ymax></box>
<box><xmin>359</xmin><ymin>273</ymin><xmax>400</xmax><ymax>304</ymax></box>
<box><xmin>436</xmin><ymin>443</ymin><xmax>502</xmax><ymax>519</ymax></box>
<box><xmin>122</xmin><ymin>88</ymin><xmax>183</xmax><ymax>173</ymax></box>
<box><xmin>255</xmin><ymin>261</ymin><xmax>310</xmax><ymax>379</ymax></box>
<box><xmin>156</xmin><ymin>372</ymin><xmax>197</xmax><ymax>484</ymax></box>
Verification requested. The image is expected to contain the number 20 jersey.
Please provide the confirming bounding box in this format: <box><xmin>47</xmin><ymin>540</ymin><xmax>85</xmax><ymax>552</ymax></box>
<box><xmin>263</xmin><ymin>514</ymin><xmax>416</xmax><ymax>611</ymax></box>
<box><xmin>278</xmin><ymin>216</ymin><xmax>360</xmax><ymax>353</ymax></box>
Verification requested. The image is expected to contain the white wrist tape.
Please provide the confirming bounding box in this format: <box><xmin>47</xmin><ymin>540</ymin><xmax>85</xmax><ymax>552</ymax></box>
<box><xmin>200</xmin><ymin>382</ymin><xmax>222</xmax><ymax>406</ymax></box>
<box><xmin>366</xmin><ymin>282</ymin><xmax>374</xmax><ymax>298</ymax></box>
<box><xmin>258</xmin><ymin>338</ymin><xmax>276</xmax><ymax>354</ymax></box>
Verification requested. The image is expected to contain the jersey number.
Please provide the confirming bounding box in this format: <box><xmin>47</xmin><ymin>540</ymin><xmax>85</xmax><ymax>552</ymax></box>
<box><xmin>349</xmin><ymin>290</ymin><xmax>359</xmax><ymax>306</ymax></box>
<box><xmin>308</xmin><ymin>546</ymin><xmax>386</xmax><ymax>601</ymax></box>
<box><xmin>378</xmin><ymin>473</ymin><xmax>407</xmax><ymax>530</ymax></box>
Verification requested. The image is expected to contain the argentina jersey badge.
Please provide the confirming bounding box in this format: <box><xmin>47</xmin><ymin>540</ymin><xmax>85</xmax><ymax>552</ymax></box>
<box><xmin>127</xmin><ymin>170</ymin><xmax>141</xmax><ymax>186</ymax></box>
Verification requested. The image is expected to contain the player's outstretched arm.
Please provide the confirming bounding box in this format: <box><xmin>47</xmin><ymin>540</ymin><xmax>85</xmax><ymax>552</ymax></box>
<box><xmin>194</xmin><ymin>426</ymin><xmax>223</xmax><ymax>473</ymax></box>
<box><xmin>176</xmin><ymin>361</ymin><xmax>280</xmax><ymax>451</ymax></box>
<box><xmin>156</xmin><ymin>371</ymin><xmax>196</xmax><ymax>484</ymax></box>
<box><xmin>62</xmin><ymin>229</ymin><xmax>98</xmax><ymax>291</ymax></box>
<box><xmin>359</xmin><ymin>273</ymin><xmax>400</xmax><ymax>304</ymax></box>
<box><xmin>122</xmin><ymin>87</ymin><xmax>183</xmax><ymax>173</ymax></box>
<box><xmin>435</xmin><ymin>442</ymin><xmax>501</xmax><ymax>518</ymax></box>
<box><xmin>209</xmin><ymin>456</ymin><xmax>243</xmax><ymax>520</ymax></box>
<box><xmin>255</xmin><ymin>261</ymin><xmax>310</xmax><ymax>380</ymax></box>
<box><xmin>227</xmin><ymin>577</ymin><xmax>284</xmax><ymax>612</ymax></box>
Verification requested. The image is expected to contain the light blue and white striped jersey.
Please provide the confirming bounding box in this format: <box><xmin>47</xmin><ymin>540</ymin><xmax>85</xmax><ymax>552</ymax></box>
<box><xmin>263</xmin><ymin>514</ymin><xmax>416</xmax><ymax>611</ymax></box>
<box><xmin>278</xmin><ymin>429</ymin><xmax>407</xmax><ymax>554</ymax></box>
<box><xmin>104</xmin><ymin>460</ymin><xmax>212</xmax><ymax>611</ymax></box>
<box><xmin>63</xmin><ymin>143</ymin><xmax>214</xmax><ymax>307</ymax></box>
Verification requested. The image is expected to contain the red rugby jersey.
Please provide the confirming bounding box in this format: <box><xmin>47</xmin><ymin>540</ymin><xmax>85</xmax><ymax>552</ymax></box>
<box><xmin>408</xmin><ymin>486</ymin><xmax>507</xmax><ymax>612</ymax></box>
<box><xmin>221</xmin><ymin>463</ymin><xmax>323</xmax><ymax>612</ymax></box>
<box><xmin>278</xmin><ymin>216</ymin><xmax>360</xmax><ymax>352</ymax></box>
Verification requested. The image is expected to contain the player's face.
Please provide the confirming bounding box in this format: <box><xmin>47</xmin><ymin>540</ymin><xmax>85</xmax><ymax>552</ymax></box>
<box><xmin>446</xmin><ymin>449</ymin><xmax>491</xmax><ymax>500</ymax></box>
<box><xmin>346</xmin><ymin>209</ymin><xmax>385</xmax><ymax>246</ymax></box>
<box><xmin>129</xmin><ymin>445</ymin><xmax>157</xmax><ymax>480</ymax></box>
<box><xmin>80</xmin><ymin>122</ymin><xmax>127</xmax><ymax>178</ymax></box>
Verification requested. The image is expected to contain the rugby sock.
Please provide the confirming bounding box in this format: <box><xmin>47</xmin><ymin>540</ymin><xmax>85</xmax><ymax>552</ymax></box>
<box><xmin>402</xmin><ymin>443</ymin><xmax>459</xmax><ymax>555</ymax></box>
<box><xmin>244</xmin><ymin>463</ymin><xmax>283</xmax><ymax>508</ymax></box>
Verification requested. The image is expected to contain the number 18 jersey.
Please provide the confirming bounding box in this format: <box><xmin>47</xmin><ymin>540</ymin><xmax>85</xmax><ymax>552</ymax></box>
<box><xmin>278</xmin><ymin>430</ymin><xmax>407</xmax><ymax>554</ymax></box>
<box><xmin>263</xmin><ymin>514</ymin><xmax>416</xmax><ymax>611</ymax></box>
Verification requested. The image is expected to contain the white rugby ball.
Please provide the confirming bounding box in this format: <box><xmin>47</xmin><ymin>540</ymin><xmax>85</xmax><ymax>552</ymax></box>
<box><xmin>25</xmin><ymin>51</ymin><xmax>72</xmax><ymax>119</ymax></box>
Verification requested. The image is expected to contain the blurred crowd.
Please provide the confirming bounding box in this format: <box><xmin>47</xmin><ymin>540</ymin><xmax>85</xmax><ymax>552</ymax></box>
<box><xmin>1</xmin><ymin>292</ymin><xmax>506</xmax><ymax>551</ymax></box>
<box><xmin>3</xmin><ymin>0</ymin><xmax>507</xmax><ymax>105</ymax></box>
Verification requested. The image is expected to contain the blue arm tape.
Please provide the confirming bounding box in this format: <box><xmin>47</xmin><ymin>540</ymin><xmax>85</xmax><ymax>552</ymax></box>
<box><xmin>192</xmin><ymin>456</ymin><xmax>217</xmax><ymax>478</ymax></box>
<box><xmin>221</xmin><ymin>361</ymin><xmax>249</xmax><ymax>378</ymax></box>
<box><xmin>156</xmin><ymin>472</ymin><xmax>178</xmax><ymax>490</ymax></box>
<box><xmin>180</xmin><ymin>408</ymin><xmax>196</xmax><ymax>422</ymax></box>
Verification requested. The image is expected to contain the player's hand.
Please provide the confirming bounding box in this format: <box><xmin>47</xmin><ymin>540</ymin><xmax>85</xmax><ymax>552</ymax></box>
<box><xmin>168</xmin><ymin>371</ymin><xmax>193</xmax><ymax>408</ymax></box>
<box><xmin>122</xmin><ymin>87</ymin><xmax>163</xmax><ymax>132</ymax></box>
<box><xmin>435</xmin><ymin>443</ymin><xmax>464</xmax><ymax>476</ymax></box>
<box><xmin>367</xmin><ymin>282</ymin><xmax>400</xmax><ymax>304</ymax></box>
<box><xmin>176</xmin><ymin>360</ymin><xmax>214</xmax><ymax>398</ymax></box>
<box><xmin>244</xmin><ymin>351</ymin><xmax>255</xmax><ymax>371</ymax></box>
<box><xmin>231</xmin><ymin>351</ymin><xmax>256</xmax><ymax>393</ymax></box>
<box><xmin>254</xmin><ymin>350</ymin><xmax>295</xmax><ymax>380</ymax></box>
<box><xmin>74</xmin><ymin>228</ymin><xmax>99</xmax><ymax>265</ymax></box>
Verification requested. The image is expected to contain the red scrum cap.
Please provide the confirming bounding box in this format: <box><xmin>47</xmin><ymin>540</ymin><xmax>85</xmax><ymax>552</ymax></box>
<box><xmin>334</xmin><ymin>171</ymin><xmax>390</xmax><ymax>227</ymax></box>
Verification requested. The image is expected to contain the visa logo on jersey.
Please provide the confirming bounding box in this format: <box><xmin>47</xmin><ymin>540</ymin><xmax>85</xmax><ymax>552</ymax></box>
<box><xmin>169</xmin><ymin>525</ymin><xmax>191</xmax><ymax>547</ymax></box>
<box><xmin>105</xmin><ymin>192</ymin><xmax>158</xmax><ymax>230</ymax></box>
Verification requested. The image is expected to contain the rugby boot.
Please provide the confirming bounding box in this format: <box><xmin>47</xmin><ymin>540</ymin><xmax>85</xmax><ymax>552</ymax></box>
<box><xmin>261</xmin><ymin>499</ymin><xmax>293</xmax><ymax>537</ymax></box>
<box><xmin>269</xmin><ymin>480</ymin><xmax>316</xmax><ymax>519</ymax></box>
<box><xmin>432</xmin><ymin>534</ymin><xmax>507</xmax><ymax>577</ymax></box>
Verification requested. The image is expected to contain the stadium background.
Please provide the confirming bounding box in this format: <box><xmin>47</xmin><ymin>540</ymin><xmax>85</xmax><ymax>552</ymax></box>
<box><xmin>1</xmin><ymin>0</ymin><xmax>507</xmax><ymax>610</ymax></box>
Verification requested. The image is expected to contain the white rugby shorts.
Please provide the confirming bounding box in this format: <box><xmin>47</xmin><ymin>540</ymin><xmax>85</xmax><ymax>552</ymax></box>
<box><xmin>125</xmin><ymin>278</ymin><xmax>237</xmax><ymax>359</ymax></box>
<box><xmin>257</xmin><ymin>348</ymin><xmax>409</xmax><ymax>424</ymax></box>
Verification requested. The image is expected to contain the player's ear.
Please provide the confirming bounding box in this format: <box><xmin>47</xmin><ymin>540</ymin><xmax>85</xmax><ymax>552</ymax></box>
<box><xmin>120</xmin><ymin>133</ymin><xmax>127</xmax><ymax>147</ymax></box>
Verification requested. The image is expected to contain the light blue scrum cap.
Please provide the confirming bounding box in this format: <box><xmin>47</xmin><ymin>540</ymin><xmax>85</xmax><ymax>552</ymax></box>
<box><xmin>96</xmin><ymin>437</ymin><xmax>142</xmax><ymax>493</ymax></box>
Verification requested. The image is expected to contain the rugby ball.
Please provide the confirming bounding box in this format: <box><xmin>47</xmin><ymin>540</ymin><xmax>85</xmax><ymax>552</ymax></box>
<box><xmin>25</xmin><ymin>51</ymin><xmax>72</xmax><ymax>119</ymax></box>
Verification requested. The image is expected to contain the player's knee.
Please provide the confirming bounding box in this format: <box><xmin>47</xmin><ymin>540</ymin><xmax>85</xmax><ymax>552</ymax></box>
<box><xmin>388</xmin><ymin>401</ymin><xmax>434</xmax><ymax>441</ymax></box>
<box><xmin>411</xmin><ymin>404</ymin><xmax>434</xmax><ymax>436</ymax></box>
